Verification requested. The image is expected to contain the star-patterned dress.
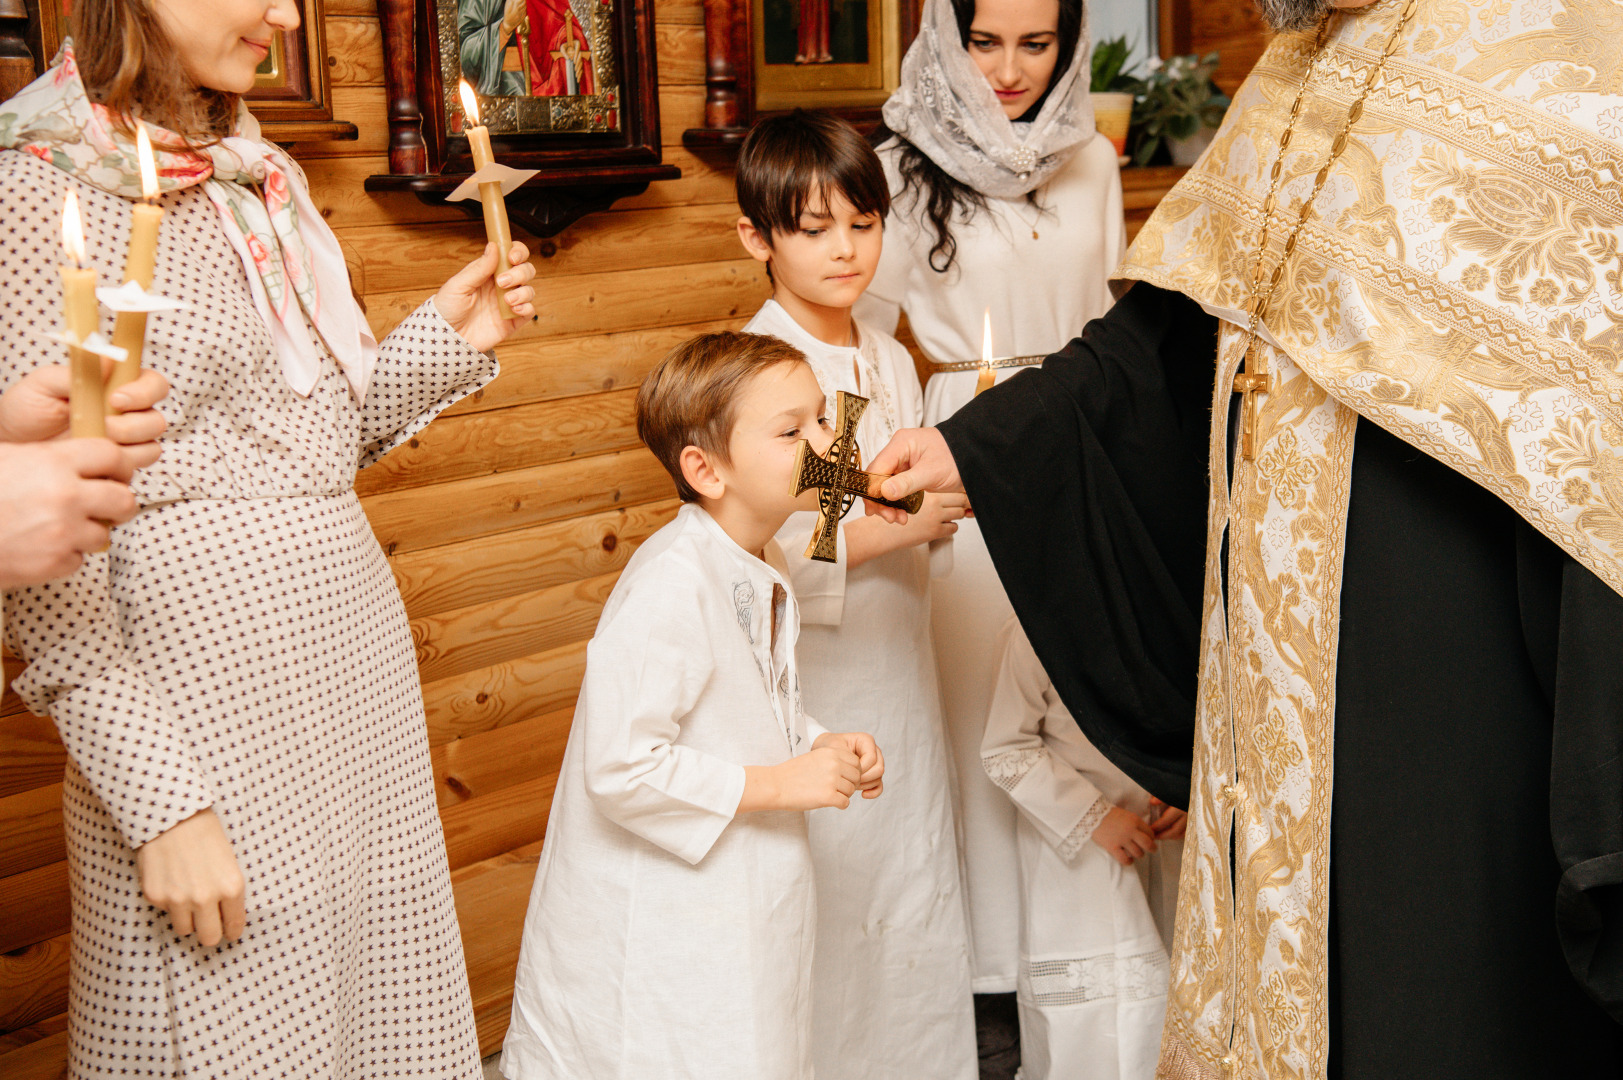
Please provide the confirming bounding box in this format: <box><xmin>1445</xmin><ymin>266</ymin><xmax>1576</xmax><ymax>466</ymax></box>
<box><xmin>0</xmin><ymin>149</ymin><xmax>491</xmax><ymax>1079</ymax></box>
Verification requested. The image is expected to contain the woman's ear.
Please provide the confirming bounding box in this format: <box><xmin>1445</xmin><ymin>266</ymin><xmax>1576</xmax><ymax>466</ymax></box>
<box><xmin>736</xmin><ymin>217</ymin><xmax>775</xmax><ymax>264</ymax></box>
<box><xmin>679</xmin><ymin>444</ymin><xmax>727</xmax><ymax>502</ymax></box>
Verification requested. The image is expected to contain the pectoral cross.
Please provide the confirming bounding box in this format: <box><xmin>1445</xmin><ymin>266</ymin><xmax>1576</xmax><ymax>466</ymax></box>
<box><xmin>1233</xmin><ymin>347</ymin><xmax>1269</xmax><ymax>461</ymax></box>
<box><xmin>550</xmin><ymin>9</ymin><xmax>592</xmax><ymax>95</ymax></box>
<box><xmin>789</xmin><ymin>391</ymin><xmax>926</xmax><ymax>563</ymax></box>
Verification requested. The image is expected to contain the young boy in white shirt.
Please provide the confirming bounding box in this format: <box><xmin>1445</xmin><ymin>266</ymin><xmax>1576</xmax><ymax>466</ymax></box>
<box><xmin>499</xmin><ymin>331</ymin><xmax>885</xmax><ymax>1080</ymax></box>
<box><xmin>982</xmin><ymin>616</ymin><xmax>1187</xmax><ymax>1080</ymax></box>
<box><xmin>735</xmin><ymin>111</ymin><xmax>978</xmax><ymax>1080</ymax></box>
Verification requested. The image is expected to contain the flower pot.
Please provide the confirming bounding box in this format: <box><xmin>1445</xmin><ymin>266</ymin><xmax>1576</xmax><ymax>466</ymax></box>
<box><xmin>1168</xmin><ymin>127</ymin><xmax>1215</xmax><ymax>166</ymax></box>
<box><xmin>1090</xmin><ymin>92</ymin><xmax>1134</xmax><ymax>157</ymax></box>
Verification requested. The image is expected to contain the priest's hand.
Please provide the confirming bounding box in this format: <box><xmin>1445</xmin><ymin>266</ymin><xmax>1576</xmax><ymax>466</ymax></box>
<box><xmin>814</xmin><ymin>731</ymin><xmax>885</xmax><ymax>799</ymax></box>
<box><xmin>863</xmin><ymin>426</ymin><xmax>963</xmax><ymax>525</ymax></box>
<box><xmin>136</xmin><ymin>808</ymin><xmax>247</xmax><ymax>947</ymax></box>
<box><xmin>0</xmin><ymin>364</ymin><xmax>170</xmax><ymax>469</ymax></box>
<box><xmin>1091</xmin><ymin>805</ymin><xmax>1157</xmax><ymax>866</ymax></box>
<box><xmin>1150</xmin><ymin>798</ymin><xmax>1188</xmax><ymax>841</ymax></box>
<box><xmin>739</xmin><ymin>744</ymin><xmax>863</xmax><ymax>812</ymax></box>
<box><xmin>435</xmin><ymin>240</ymin><xmax>539</xmax><ymax>352</ymax></box>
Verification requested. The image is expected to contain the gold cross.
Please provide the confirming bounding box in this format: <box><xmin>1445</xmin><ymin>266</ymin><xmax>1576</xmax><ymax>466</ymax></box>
<box><xmin>789</xmin><ymin>391</ymin><xmax>925</xmax><ymax>563</ymax></box>
<box><xmin>550</xmin><ymin>10</ymin><xmax>593</xmax><ymax>89</ymax></box>
<box><xmin>1232</xmin><ymin>347</ymin><xmax>1269</xmax><ymax>462</ymax></box>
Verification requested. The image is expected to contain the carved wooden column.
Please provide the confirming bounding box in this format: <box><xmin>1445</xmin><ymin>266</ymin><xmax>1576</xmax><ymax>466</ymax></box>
<box><xmin>0</xmin><ymin>0</ymin><xmax>35</xmax><ymax>102</ymax></box>
<box><xmin>682</xmin><ymin>0</ymin><xmax>752</xmax><ymax>152</ymax></box>
<box><xmin>378</xmin><ymin>0</ymin><xmax>427</xmax><ymax>174</ymax></box>
<box><xmin>702</xmin><ymin>0</ymin><xmax>748</xmax><ymax>130</ymax></box>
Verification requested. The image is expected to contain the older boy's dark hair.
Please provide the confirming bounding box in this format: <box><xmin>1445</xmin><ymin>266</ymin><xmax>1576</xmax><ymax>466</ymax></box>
<box><xmin>737</xmin><ymin>109</ymin><xmax>891</xmax><ymax>241</ymax></box>
<box><xmin>637</xmin><ymin>331</ymin><xmax>809</xmax><ymax>503</ymax></box>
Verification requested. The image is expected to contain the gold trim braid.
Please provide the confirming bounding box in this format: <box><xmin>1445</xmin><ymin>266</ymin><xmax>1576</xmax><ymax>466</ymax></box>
<box><xmin>928</xmin><ymin>354</ymin><xmax>1048</xmax><ymax>373</ymax></box>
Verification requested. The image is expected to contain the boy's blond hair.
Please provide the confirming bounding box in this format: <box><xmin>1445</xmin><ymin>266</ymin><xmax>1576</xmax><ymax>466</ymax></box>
<box><xmin>637</xmin><ymin>331</ymin><xmax>808</xmax><ymax>502</ymax></box>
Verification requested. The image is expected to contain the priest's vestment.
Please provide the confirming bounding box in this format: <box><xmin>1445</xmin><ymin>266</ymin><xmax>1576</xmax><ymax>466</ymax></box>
<box><xmin>939</xmin><ymin>3</ymin><xmax>1623</xmax><ymax>1077</ymax></box>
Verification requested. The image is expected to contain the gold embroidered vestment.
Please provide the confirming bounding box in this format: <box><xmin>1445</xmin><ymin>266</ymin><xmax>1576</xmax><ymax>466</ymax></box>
<box><xmin>1116</xmin><ymin>2</ymin><xmax>1623</xmax><ymax>1077</ymax></box>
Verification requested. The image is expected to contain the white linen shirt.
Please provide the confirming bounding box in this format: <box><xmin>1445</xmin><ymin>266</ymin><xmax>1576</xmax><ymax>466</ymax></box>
<box><xmin>501</xmin><ymin>503</ymin><xmax>826</xmax><ymax>1080</ymax></box>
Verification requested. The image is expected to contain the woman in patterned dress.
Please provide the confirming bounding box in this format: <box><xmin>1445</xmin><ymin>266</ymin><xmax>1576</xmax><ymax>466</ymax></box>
<box><xmin>0</xmin><ymin>2</ymin><xmax>537</xmax><ymax>1077</ymax></box>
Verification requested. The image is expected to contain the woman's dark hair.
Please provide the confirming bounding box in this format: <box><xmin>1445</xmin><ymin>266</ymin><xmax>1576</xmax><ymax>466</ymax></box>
<box><xmin>75</xmin><ymin>0</ymin><xmax>238</xmax><ymax>142</ymax></box>
<box><xmin>737</xmin><ymin>109</ymin><xmax>892</xmax><ymax>241</ymax></box>
<box><xmin>872</xmin><ymin>0</ymin><xmax>1084</xmax><ymax>273</ymax></box>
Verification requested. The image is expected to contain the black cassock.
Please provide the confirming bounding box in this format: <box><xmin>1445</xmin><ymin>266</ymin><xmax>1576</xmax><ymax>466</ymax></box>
<box><xmin>940</xmin><ymin>282</ymin><xmax>1623</xmax><ymax>1078</ymax></box>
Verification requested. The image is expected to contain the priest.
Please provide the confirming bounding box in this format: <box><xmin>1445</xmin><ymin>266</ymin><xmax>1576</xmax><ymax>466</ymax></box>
<box><xmin>866</xmin><ymin>1</ymin><xmax>1623</xmax><ymax>1077</ymax></box>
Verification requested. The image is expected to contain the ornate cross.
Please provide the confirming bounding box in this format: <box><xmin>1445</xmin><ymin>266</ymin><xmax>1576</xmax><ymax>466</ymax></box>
<box><xmin>789</xmin><ymin>391</ymin><xmax>926</xmax><ymax>563</ymax></box>
<box><xmin>550</xmin><ymin>10</ymin><xmax>593</xmax><ymax>93</ymax></box>
<box><xmin>1232</xmin><ymin>357</ymin><xmax>1268</xmax><ymax>461</ymax></box>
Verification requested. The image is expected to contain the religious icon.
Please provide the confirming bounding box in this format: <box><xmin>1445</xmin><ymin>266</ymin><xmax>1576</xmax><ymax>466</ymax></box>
<box><xmin>447</xmin><ymin>0</ymin><xmax>618</xmax><ymax>134</ymax></box>
<box><xmin>752</xmin><ymin>0</ymin><xmax>900</xmax><ymax>112</ymax></box>
<box><xmin>459</xmin><ymin>0</ymin><xmax>598</xmax><ymax>98</ymax></box>
<box><xmin>789</xmin><ymin>391</ymin><xmax>925</xmax><ymax>563</ymax></box>
<box><xmin>761</xmin><ymin>0</ymin><xmax>864</xmax><ymax>65</ymax></box>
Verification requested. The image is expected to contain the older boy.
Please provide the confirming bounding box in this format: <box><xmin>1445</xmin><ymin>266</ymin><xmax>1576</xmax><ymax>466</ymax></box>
<box><xmin>735</xmin><ymin>110</ymin><xmax>977</xmax><ymax>1080</ymax></box>
<box><xmin>500</xmin><ymin>331</ymin><xmax>884</xmax><ymax>1080</ymax></box>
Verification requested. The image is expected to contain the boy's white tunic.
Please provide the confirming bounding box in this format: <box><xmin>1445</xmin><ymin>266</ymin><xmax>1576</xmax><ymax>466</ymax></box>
<box><xmin>983</xmin><ymin>619</ymin><xmax>1176</xmax><ymax>1080</ymax></box>
<box><xmin>501</xmin><ymin>503</ymin><xmax>823</xmax><ymax>1080</ymax></box>
<box><xmin>855</xmin><ymin>134</ymin><xmax>1126</xmax><ymax>991</ymax></box>
<box><xmin>746</xmin><ymin>300</ymin><xmax>978</xmax><ymax>1080</ymax></box>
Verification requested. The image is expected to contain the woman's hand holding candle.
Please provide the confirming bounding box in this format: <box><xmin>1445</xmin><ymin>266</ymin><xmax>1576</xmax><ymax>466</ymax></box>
<box><xmin>434</xmin><ymin>239</ymin><xmax>538</xmax><ymax>353</ymax></box>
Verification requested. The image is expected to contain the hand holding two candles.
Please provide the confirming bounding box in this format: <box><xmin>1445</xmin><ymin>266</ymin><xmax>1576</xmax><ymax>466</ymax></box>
<box><xmin>0</xmin><ymin>364</ymin><xmax>170</xmax><ymax>586</ymax></box>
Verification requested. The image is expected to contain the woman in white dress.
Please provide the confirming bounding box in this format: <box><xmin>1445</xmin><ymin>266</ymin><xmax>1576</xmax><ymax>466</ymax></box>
<box><xmin>0</xmin><ymin>3</ymin><xmax>536</xmax><ymax>1077</ymax></box>
<box><xmin>855</xmin><ymin>0</ymin><xmax>1127</xmax><ymax>999</ymax></box>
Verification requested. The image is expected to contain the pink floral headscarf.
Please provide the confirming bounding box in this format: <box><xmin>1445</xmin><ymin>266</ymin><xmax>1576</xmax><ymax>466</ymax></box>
<box><xmin>0</xmin><ymin>43</ymin><xmax>378</xmax><ymax>400</ymax></box>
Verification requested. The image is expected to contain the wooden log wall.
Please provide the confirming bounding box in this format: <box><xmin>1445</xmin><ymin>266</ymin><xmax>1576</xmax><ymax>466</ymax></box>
<box><xmin>1161</xmin><ymin>0</ymin><xmax>1270</xmax><ymax>97</ymax></box>
<box><xmin>0</xmin><ymin>3</ymin><xmax>1191</xmax><ymax>1075</ymax></box>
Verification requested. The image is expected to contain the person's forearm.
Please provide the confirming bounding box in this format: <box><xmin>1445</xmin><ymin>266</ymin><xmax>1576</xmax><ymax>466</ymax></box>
<box><xmin>842</xmin><ymin>513</ymin><xmax>912</xmax><ymax>569</ymax></box>
<box><xmin>738</xmin><ymin>763</ymin><xmax>785</xmax><ymax>813</ymax></box>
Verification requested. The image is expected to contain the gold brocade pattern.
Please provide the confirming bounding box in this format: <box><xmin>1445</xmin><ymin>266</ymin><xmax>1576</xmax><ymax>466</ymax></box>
<box><xmin>1119</xmin><ymin>2</ymin><xmax>1623</xmax><ymax>1077</ymax></box>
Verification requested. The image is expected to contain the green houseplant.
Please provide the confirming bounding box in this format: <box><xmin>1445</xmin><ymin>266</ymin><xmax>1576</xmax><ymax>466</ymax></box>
<box><xmin>1130</xmin><ymin>52</ymin><xmax>1230</xmax><ymax>166</ymax></box>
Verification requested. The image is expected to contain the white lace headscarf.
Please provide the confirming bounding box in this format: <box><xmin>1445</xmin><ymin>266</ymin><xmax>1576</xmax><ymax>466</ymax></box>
<box><xmin>880</xmin><ymin>0</ymin><xmax>1096</xmax><ymax>198</ymax></box>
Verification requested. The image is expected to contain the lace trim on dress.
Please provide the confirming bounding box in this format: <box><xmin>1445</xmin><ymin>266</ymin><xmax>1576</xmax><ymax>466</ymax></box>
<box><xmin>1022</xmin><ymin>948</ymin><xmax>1170</xmax><ymax>1008</ymax></box>
<box><xmin>983</xmin><ymin>746</ymin><xmax>1046</xmax><ymax>793</ymax></box>
<box><xmin>1056</xmin><ymin>795</ymin><xmax>1115</xmax><ymax>862</ymax></box>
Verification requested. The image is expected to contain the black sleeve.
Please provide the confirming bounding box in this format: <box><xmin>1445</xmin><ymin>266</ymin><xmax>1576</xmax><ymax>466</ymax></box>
<box><xmin>938</xmin><ymin>282</ymin><xmax>1218</xmax><ymax>807</ymax></box>
<box><xmin>1547</xmin><ymin>550</ymin><xmax>1623</xmax><ymax>1022</ymax></box>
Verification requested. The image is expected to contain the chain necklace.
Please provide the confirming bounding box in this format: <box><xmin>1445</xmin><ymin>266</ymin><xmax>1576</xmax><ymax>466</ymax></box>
<box><xmin>1231</xmin><ymin>0</ymin><xmax>1419</xmax><ymax>461</ymax></box>
<box><xmin>1008</xmin><ymin>194</ymin><xmax>1045</xmax><ymax>241</ymax></box>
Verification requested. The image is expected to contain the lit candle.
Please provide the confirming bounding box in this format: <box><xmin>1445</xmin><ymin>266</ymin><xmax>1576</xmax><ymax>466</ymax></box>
<box><xmin>107</xmin><ymin>125</ymin><xmax>163</xmax><ymax>401</ymax></box>
<box><xmin>60</xmin><ymin>189</ymin><xmax>106</xmax><ymax>439</ymax></box>
<box><xmin>460</xmin><ymin>79</ymin><xmax>516</xmax><ymax>320</ymax></box>
<box><xmin>974</xmin><ymin>309</ymin><xmax>996</xmax><ymax>397</ymax></box>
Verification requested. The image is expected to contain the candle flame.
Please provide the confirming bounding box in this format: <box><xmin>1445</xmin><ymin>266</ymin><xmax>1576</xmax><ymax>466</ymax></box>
<box><xmin>981</xmin><ymin>309</ymin><xmax>993</xmax><ymax>365</ymax></box>
<box><xmin>136</xmin><ymin>124</ymin><xmax>158</xmax><ymax>200</ymax></box>
<box><xmin>62</xmin><ymin>189</ymin><xmax>86</xmax><ymax>266</ymax></box>
<box><xmin>459</xmin><ymin>79</ymin><xmax>481</xmax><ymax>126</ymax></box>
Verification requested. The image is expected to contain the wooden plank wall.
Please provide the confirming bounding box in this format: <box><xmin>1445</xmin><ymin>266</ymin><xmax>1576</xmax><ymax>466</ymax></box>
<box><xmin>0</xmin><ymin>1</ymin><xmax>758</xmax><ymax>1074</ymax></box>
<box><xmin>1163</xmin><ymin>0</ymin><xmax>1270</xmax><ymax>96</ymax></box>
